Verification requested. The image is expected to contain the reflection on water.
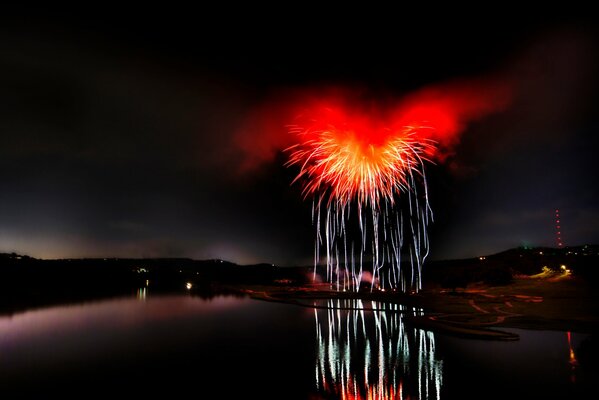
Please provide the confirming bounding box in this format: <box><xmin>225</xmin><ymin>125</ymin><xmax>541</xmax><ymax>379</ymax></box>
<box><xmin>136</xmin><ymin>287</ymin><xmax>147</xmax><ymax>300</ymax></box>
<box><xmin>567</xmin><ymin>331</ymin><xmax>578</xmax><ymax>383</ymax></box>
<box><xmin>314</xmin><ymin>299</ymin><xmax>443</xmax><ymax>399</ymax></box>
<box><xmin>0</xmin><ymin>293</ymin><xmax>594</xmax><ymax>398</ymax></box>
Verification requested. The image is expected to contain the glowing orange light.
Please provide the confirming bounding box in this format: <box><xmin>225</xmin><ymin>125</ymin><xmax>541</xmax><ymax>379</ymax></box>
<box><xmin>286</xmin><ymin>103</ymin><xmax>437</xmax><ymax>208</ymax></box>
<box><xmin>566</xmin><ymin>331</ymin><xmax>578</xmax><ymax>383</ymax></box>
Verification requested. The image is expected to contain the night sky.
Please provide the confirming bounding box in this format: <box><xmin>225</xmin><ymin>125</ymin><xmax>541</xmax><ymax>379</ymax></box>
<box><xmin>1</xmin><ymin>9</ymin><xmax>598</xmax><ymax>264</ymax></box>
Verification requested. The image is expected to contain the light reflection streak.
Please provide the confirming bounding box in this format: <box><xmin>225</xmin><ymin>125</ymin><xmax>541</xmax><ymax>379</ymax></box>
<box><xmin>314</xmin><ymin>300</ymin><xmax>442</xmax><ymax>399</ymax></box>
<box><xmin>566</xmin><ymin>331</ymin><xmax>578</xmax><ymax>383</ymax></box>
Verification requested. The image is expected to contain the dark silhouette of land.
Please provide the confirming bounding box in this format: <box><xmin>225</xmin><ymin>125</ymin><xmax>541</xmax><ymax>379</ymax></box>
<box><xmin>1</xmin><ymin>245</ymin><xmax>598</xmax><ymax>337</ymax></box>
<box><xmin>0</xmin><ymin>253</ymin><xmax>309</xmax><ymax>315</ymax></box>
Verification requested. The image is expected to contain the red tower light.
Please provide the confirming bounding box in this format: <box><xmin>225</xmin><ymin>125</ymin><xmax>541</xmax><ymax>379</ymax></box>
<box><xmin>555</xmin><ymin>209</ymin><xmax>563</xmax><ymax>248</ymax></box>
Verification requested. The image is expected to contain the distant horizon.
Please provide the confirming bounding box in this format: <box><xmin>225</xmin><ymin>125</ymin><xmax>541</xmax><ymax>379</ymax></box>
<box><xmin>3</xmin><ymin>242</ymin><xmax>597</xmax><ymax>265</ymax></box>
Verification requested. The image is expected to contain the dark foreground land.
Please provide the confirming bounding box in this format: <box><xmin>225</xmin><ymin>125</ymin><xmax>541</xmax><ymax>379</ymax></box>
<box><xmin>1</xmin><ymin>245</ymin><xmax>598</xmax><ymax>340</ymax></box>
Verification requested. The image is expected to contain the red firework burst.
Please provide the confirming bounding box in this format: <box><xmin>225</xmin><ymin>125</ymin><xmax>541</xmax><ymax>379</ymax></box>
<box><xmin>286</xmin><ymin>103</ymin><xmax>437</xmax><ymax>208</ymax></box>
<box><xmin>236</xmin><ymin>82</ymin><xmax>512</xmax><ymax>292</ymax></box>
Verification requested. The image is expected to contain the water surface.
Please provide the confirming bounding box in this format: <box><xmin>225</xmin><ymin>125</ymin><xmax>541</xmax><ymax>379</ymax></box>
<box><xmin>0</xmin><ymin>293</ymin><xmax>595</xmax><ymax>398</ymax></box>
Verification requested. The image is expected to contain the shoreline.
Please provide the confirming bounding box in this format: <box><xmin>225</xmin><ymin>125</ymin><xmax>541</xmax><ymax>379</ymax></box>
<box><xmin>241</xmin><ymin>276</ymin><xmax>598</xmax><ymax>340</ymax></box>
<box><xmin>1</xmin><ymin>276</ymin><xmax>596</xmax><ymax>340</ymax></box>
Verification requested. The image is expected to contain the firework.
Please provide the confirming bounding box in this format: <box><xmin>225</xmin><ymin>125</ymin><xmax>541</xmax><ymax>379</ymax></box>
<box><xmin>286</xmin><ymin>103</ymin><xmax>437</xmax><ymax>292</ymax></box>
<box><xmin>235</xmin><ymin>81</ymin><xmax>510</xmax><ymax>291</ymax></box>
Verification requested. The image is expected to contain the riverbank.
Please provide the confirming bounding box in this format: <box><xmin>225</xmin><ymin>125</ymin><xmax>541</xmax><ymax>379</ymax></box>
<box><xmin>1</xmin><ymin>250</ymin><xmax>597</xmax><ymax>340</ymax></box>
<box><xmin>240</xmin><ymin>275</ymin><xmax>598</xmax><ymax>340</ymax></box>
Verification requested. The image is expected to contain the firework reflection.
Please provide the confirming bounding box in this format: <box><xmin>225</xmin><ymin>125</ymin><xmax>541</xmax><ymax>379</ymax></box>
<box><xmin>314</xmin><ymin>299</ymin><xmax>442</xmax><ymax>399</ymax></box>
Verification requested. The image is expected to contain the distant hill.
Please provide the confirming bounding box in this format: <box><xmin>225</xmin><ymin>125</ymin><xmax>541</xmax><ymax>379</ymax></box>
<box><xmin>2</xmin><ymin>244</ymin><xmax>597</xmax><ymax>295</ymax></box>
<box><xmin>0</xmin><ymin>252</ymin><xmax>312</xmax><ymax>315</ymax></box>
<box><xmin>424</xmin><ymin>244</ymin><xmax>599</xmax><ymax>289</ymax></box>
<box><xmin>0</xmin><ymin>252</ymin><xmax>311</xmax><ymax>286</ymax></box>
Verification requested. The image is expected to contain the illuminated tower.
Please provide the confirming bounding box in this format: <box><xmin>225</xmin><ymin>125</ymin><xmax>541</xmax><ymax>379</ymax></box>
<box><xmin>555</xmin><ymin>209</ymin><xmax>563</xmax><ymax>248</ymax></box>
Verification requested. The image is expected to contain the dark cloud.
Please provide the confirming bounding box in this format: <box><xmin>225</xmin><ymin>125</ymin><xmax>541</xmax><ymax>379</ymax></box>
<box><xmin>428</xmin><ymin>27</ymin><xmax>599</xmax><ymax>258</ymax></box>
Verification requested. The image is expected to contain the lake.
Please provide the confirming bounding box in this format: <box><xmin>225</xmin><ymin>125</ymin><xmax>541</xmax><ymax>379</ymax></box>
<box><xmin>0</xmin><ymin>293</ymin><xmax>595</xmax><ymax>398</ymax></box>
